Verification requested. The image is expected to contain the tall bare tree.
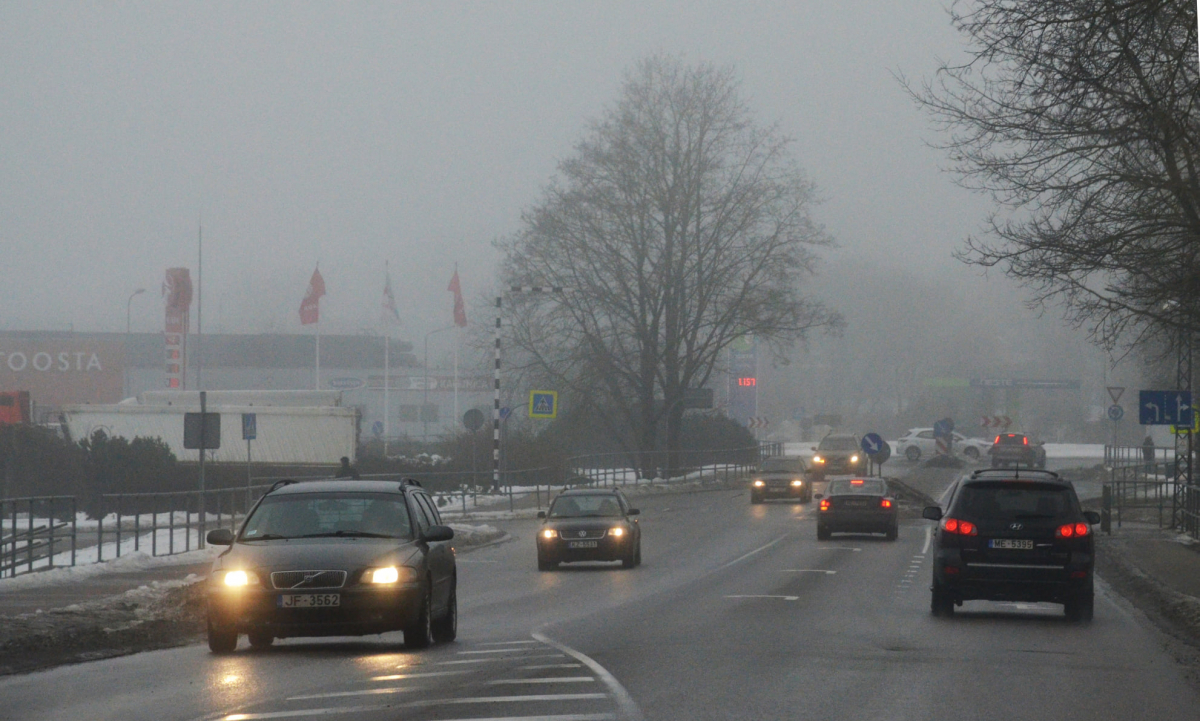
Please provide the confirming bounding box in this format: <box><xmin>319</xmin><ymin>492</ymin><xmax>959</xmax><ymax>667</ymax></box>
<box><xmin>907</xmin><ymin>0</ymin><xmax>1199</xmax><ymax>350</ymax></box>
<box><xmin>499</xmin><ymin>55</ymin><xmax>840</xmax><ymax>470</ymax></box>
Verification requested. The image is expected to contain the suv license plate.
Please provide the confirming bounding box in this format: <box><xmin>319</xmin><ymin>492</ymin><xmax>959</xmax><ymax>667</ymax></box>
<box><xmin>278</xmin><ymin>593</ymin><xmax>340</xmax><ymax>608</ymax></box>
<box><xmin>568</xmin><ymin>540</ymin><xmax>599</xmax><ymax>549</ymax></box>
<box><xmin>989</xmin><ymin>539</ymin><xmax>1033</xmax><ymax>550</ymax></box>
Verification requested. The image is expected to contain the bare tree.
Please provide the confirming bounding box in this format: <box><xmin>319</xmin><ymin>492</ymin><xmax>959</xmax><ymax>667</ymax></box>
<box><xmin>499</xmin><ymin>55</ymin><xmax>840</xmax><ymax>471</ymax></box>
<box><xmin>907</xmin><ymin>0</ymin><xmax>1199</xmax><ymax>350</ymax></box>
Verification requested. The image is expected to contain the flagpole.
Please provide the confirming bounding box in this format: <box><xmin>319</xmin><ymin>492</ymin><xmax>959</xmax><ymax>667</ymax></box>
<box><xmin>315</xmin><ymin>316</ymin><xmax>321</xmax><ymax>391</ymax></box>
<box><xmin>454</xmin><ymin>329</ymin><xmax>460</xmax><ymax>422</ymax></box>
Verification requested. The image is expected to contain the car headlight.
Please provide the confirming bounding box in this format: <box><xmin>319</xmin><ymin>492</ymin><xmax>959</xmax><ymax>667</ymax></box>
<box><xmin>753</xmin><ymin>479</ymin><xmax>765</xmax><ymax>487</ymax></box>
<box><xmin>850</xmin><ymin>455</ymin><xmax>859</xmax><ymax>463</ymax></box>
<box><xmin>812</xmin><ymin>456</ymin><xmax>824</xmax><ymax>464</ymax></box>
<box><xmin>223</xmin><ymin>570</ymin><xmax>252</xmax><ymax>587</ymax></box>
<box><xmin>791</xmin><ymin>479</ymin><xmax>803</xmax><ymax>487</ymax></box>
<box><xmin>368</xmin><ymin>566</ymin><xmax>416</xmax><ymax>584</ymax></box>
<box><xmin>541</xmin><ymin>528</ymin><xmax>557</xmax><ymax>539</ymax></box>
<box><xmin>608</xmin><ymin>527</ymin><xmax>626</xmax><ymax>537</ymax></box>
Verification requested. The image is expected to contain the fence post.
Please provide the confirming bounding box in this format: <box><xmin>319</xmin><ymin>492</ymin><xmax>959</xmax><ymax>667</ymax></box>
<box><xmin>1101</xmin><ymin>485</ymin><xmax>1112</xmax><ymax>534</ymax></box>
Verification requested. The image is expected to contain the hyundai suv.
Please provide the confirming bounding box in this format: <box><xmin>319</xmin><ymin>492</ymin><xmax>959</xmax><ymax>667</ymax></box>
<box><xmin>923</xmin><ymin>469</ymin><xmax>1099</xmax><ymax>621</ymax></box>
<box><xmin>205</xmin><ymin>479</ymin><xmax>457</xmax><ymax>652</ymax></box>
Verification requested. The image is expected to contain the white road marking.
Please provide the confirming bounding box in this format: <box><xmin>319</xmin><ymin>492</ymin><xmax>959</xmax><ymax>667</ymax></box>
<box><xmin>438</xmin><ymin>658</ymin><xmax>502</xmax><ymax>665</ymax></box>
<box><xmin>287</xmin><ymin>687</ymin><xmax>418</xmax><ymax>701</ymax></box>
<box><xmin>520</xmin><ymin>663</ymin><xmax>584</xmax><ymax>670</ymax></box>
<box><xmin>777</xmin><ymin>569</ymin><xmax>836</xmax><ymax>575</ymax></box>
<box><xmin>223</xmin><ymin>708</ymin><xmax>381</xmax><ymax>720</ymax></box>
<box><xmin>723</xmin><ymin>594</ymin><xmax>800</xmax><ymax>601</ymax></box>
<box><xmin>716</xmin><ymin>534</ymin><xmax>790</xmax><ymax>571</ymax></box>
<box><xmin>819</xmin><ymin>546</ymin><xmax>861</xmax><ymax>551</ymax></box>
<box><xmin>533</xmin><ymin>632</ymin><xmax>646</xmax><ymax>721</ymax></box>
<box><xmin>922</xmin><ymin>525</ymin><xmax>933</xmax><ymax>554</ymax></box>
<box><xmin>371</xmin><ymin>671</ymin><xmax>468</xmax><ymax>681</ymax></box>
<box><xmin>480</xmin><ymin>640</ymin><xmax>542</xmax><ymax>646</ymax></box>
<box><xmin>428</xmin><ymin>716</ymin><xmax>615</xmax><ymax>721</ymax></box>
<box><xmin>408</xmin><ymin>694</ymin><xmax>608</xmax><ymax>706</ymax></box>
<box><xmin>487</xmin><ymin>677</ymin><xmax>597</xmax><ymax>685</ymax></box>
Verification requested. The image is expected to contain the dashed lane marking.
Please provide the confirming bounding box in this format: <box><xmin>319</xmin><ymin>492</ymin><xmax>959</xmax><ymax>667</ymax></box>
<box><xmin>406</xmin><ymin>694</ymin><xmax>608</xmax><ymax>706</ymax></box>
<box><xmin>460</xmin><ymin>648</ymin><xmax>545</xmax><ymax>655</ymax></box>
<box><xmin>777</xmin><ymin>569</ymin><xmax>836</xmax><ymax>575</ymax></box>
<box><xmin>723</xmin><ymin>594</ymin><xmax>800</xmax><ymax>601</ymax></box>
<box><xmin>520</xmin><ymin>663</ymin><xmax>585</xmax><ymax>670</ymax></box>
<box><xmin>286</xmin><ymin>687</ymin><xmax>419</xmax><ymax>701</ymax></box>
<box><xmin>481</xmin><ymin>640</ymin><xmax>542</xmax><ymax>646</ymax></box>
<box><xmin>487</xmin><ymin>678</ymin><xmax>597</xmax><ymax>685</ymax></box>
<box><xmin>370</xmin><ymin>670</ymin><xmax>469</xmax><ymax>681</ymax></box>
<box><xmin>716</xmin><ymin>534</ymin><xmax>791</xmax><ymax>571</ymax></box>
<box><xmin>820</xmin><ymin>546</ymin><xmax>862</xmax><ymax>551</ymax></box>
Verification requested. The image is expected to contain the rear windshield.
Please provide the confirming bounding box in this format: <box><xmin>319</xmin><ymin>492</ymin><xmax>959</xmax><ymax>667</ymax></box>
<box><xmin>549</xmin><ymin>494</ymin><xmax>624</xmax><ymax>518</ymax></box>
<box><xmin>996</xmin><ymin>435</ymin><xmax>1027</xmax><ymax>445</ymax></box>
<box><xmin>952</xmin><ymin>482</ymin><xmax>1077</xmax><ymax>521</ymax></box>
<box><xmin>760</xmin><ymin>458</ymin><xmax>805</xmax><ymax>473</ymax></box>
<box><xmin>819</xmin><ymin>436</ymin><xmax>859</xmax><ymax>451</ymax></box>
<box><xmin>241</xmin><ymin>492</ymin><xmax>413</xmax><ymax>540</ymax></box>
<box><xmin>827</xmin><ymin>479</ymin><xmax>887</xmax><ymax>495</ymax></box>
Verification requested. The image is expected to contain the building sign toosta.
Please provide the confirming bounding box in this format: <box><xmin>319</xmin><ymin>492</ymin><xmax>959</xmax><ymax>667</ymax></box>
<box><xmin>0</xmin><ymin>340</ymin><xmax>123</xmax><ymax>407</ymax></box>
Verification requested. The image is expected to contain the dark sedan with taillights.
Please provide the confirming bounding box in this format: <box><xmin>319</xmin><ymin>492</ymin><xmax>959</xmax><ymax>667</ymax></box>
<box><xmin>536</xmin><ymin>489</ymin><xmax>641</xmax><ymax>570</ymax></box>
<box><xmin>816</xmin><ymin>478</ymin><xmax>898</xmax><ymax>541</ymax></box>
<box><xmin>924</xmin><ymin>469</ymin><xmax>1099</xmax><ymax>621</ymax></box>
<box><xmin>205</xmin><ymin>479</ymin><xmax>457</xmax><ymax>653</ymax></box>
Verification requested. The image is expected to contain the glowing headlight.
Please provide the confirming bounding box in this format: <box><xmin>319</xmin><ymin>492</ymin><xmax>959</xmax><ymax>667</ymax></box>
<box><xmin>813</xmin><ymin>456</ymin><xmax>824</xmax><ymax>464</ymax></box>
<box><xmin>791</xmin><ymin>479</ymin><xmax>803</xmax><ymax>487</ymax></box>
<box><xmin>753</xmin><ymin>479</ymin><xmax>765</xmax><ymax>487</ymax></box>
<box><xmin>608</xmin><ymin>527</ymin><xmax>626</xmax><ymax>537</ymax></box>
<box><xmin>370</xmin><ymin>567</ymin><xmax>401</xmax><ymax>584</ymax></box>
<box><xmin>850</xmin><ymin>455</ymin><xmax>859</xmax><ymax>463</ymax></box>
<box><xmin>224</xmin><ymin>570</ymin><xmax>250</xmax><ymax>587</ymax></box>
<box><xmin>542</xmin><ymin>529</ymin><xmax>557</xmax><ymax>539</ymax></box>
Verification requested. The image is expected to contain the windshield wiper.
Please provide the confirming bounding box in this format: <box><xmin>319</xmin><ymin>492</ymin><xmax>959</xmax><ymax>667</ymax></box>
<box><xmin>240</xmin><ymin>533</ymin><xmax>290</xmax><ymax>541</ymax></box>
<box><xmin>300</xmin><ymin>531</ymin><xmax>398</xmax><ymax>539</ymax></box>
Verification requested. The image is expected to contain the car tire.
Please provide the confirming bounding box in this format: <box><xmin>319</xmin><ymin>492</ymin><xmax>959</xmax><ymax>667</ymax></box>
<box><xmin>634</xmin><ymin>542</ymin><xmax>642</xmax><ymax>567</ymax></box>
<box><xmin>817</xmin><ymin>525</ymin><xmax>831</xmax><ymax>541</ymax></box>
<box><xmin>905</xmin><ymin>447</ymin><xmax>921</xmax><ymax>462</ymax></box>
<box><xmin>537</xmin><ymin>555</ymin><xmax>557</xmax><ymax>572</ymax></box>
<box><xmin>622</xmin><ymin>545</ymin><xmax>637</xmax><ymax>569</ymax></box>
<box><xmin>247</xmin><ymin>630</ymin><xmax>274</xmax><ymax>649</ymax></box>
<box><xmin>931</xmin><ymin>583</ymin><xmax>955</xmax><ymax>617</ymax></box>
<box><xmin>751</xmin><ymin>492</ymin><xmax>764</xmax><ymax>505</ymax></box>
<box><xmin>1065</xmin><ymin>591</ymin><xmax>1094</xmax><ymax>623</ymax></box>
<box><xmin>403</xmin><ymin>583</ymin><xmax>434</xmax><ymax>649</ymax></box>
<box><xmin>207</xmin><ymin>618</ymin><xmax>238</xmax><ymax>654</ymax></box>
<box><xmin>963</xmin><ymin>447</ymin><xmax>980</xmax><ymax>460</ymax></box>
<box><xmin>432</xmin><ymin>579</ymin><xmax>458</xmax><ymax>643</ymax></box>
<box><xmin>885</xmin><ymin>523</ymin><xmax>898</xmax><ymax>542</ymax></box>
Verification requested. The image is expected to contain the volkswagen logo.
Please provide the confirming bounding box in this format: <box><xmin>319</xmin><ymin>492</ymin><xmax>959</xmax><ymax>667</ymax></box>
<box><xmin>1009</xmin><ymin>522</ymin><xmax>1023</xmax><ymax>531</ymax></box>
<box><xmin>578</xmin><ymin>530</ymin><xmax>587</xmax><ymax>538</ymax></box>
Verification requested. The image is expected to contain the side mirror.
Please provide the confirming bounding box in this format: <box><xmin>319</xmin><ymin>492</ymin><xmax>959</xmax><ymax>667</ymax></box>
<box><xmin>627</xmin><ymin>508</ymin><xmax>640</xmax><ymax>516</ymax></box>
<box><xmin>1037</xmin><ymin>441</ymin><xmax>1046</xmax><ymax>446</ymax></box>
<box><xmin>537</xmin><ymin>511</ymin><xmax>546</xmax><ymax>519</ymax></box>
<box><xmin>422</xmin><ymin>525</ymin><xmax>455</xmax><ymax>543</ymax></box>
<box><xmin>206</xmin><ymin>528</ymin><xmax>235</xmax><ymax>545</ymax></box>
<box><xmin>814</xmin><ymin>493</ymin><xmax>824</xmax><ymax>500</ymax></box>
<box><xmin>922</xmin><ymin>506</ymin><xmax>943</xmax><ymax>521</ymax></box>
<box><xmin>1084</xmin><ymin>510</ymin><xmax>1101</xmax><ymax>525</ymax></box>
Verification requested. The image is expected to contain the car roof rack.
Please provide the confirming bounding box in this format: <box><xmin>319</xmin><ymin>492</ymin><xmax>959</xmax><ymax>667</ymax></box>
<box><xmin>400</xmin><ymin>478</ymin><xmax>423</xmax><ymax>488</ymax></box>
<box><xmin>968</xmin><ymin>468</ymin><xmax>1061</xmax><ymax>481</ymax></box>
<box><xmin>267</xmin><ymin>479</ymin><xmax>298</xmax><ymax>493</ymax></box>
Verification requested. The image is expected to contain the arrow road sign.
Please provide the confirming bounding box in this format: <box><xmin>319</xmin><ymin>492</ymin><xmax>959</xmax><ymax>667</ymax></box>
<box><xmin>861</xmin><ymin>433</ymin><xmax>885</xmax><ymax>456</ymax></box>
<box><xmin>747</xmin><ymin>417</ymin><xmax>769</xmax><ymax>429</ymax></box>
<box><xmin>1107</xmin><ymin>386</ymin><xmax>1125</xmax><ymax>403</ymax></box>
<box><xmin>979</xmin><ymin>415</ymin><xmax>1012</xmax><ymax>429</ymax></box>
<box><xmin>1107</xmin><ymin>404</ymin><xmax>1124</xmax><ymax>421</ymax></box>
<box><xmin>1139</xmin><ymin>390</ymin><xmax>1193</xmax><ymax>426</ymax></box>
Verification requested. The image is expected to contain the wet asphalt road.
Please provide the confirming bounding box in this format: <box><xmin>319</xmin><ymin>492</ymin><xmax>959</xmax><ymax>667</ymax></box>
<box><xmin>1</xmin><ymin>463</ymin><xmax>1197</xmax><ymax>721</ymax></box>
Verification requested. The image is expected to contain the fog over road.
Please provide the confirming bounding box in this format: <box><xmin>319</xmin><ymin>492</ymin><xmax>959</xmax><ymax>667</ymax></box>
<box><xmin>1</xmin><ymin>466</ymin><xmax>1195</xmax><ymax>721</ymax></box>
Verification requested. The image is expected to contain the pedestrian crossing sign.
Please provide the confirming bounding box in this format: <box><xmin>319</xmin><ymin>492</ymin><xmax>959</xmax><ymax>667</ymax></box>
<box><xmin>529</xmin><ymin>390</ymin><xmax>558</xmax><ymax>419</ymax></box>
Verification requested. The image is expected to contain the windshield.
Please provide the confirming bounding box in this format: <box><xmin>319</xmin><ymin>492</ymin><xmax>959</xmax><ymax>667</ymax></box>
<box><xmin>240</xmin><ymin>492</ymin><xmax>413</xmax><ymax>540</ymax></box>
<box><xmin>548</xmin><ymin>494</ymin><xmax>624</xmax><ymax>518</ymax></box>
<box><xmin>952</xmin><ymin>482</ymin><xmax>1077</xmax><ymax>521</ymax></box>
<box><xmin>827</xmin><ymin>479</ymin><xmax>887</xmax><ymax>495</ymax></box>
<box><xmin>819</xmin><ymin>436</ymin><xmax>859</xmax><ymax>451</ymax></box>
<box><xmin>760</xmin><ymin>458</ymin><xmax>805</xmax><ymax>473</ymax></box>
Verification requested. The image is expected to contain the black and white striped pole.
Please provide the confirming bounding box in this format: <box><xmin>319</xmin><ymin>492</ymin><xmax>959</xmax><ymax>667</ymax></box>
<box><xmin>493</xmin><ymin>286</ymin><xmax>569</xmax><ymax>492</ymax></box>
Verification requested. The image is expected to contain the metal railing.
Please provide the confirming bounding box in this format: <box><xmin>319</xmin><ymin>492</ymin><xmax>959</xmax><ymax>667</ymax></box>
<box><xmin>1104</xmin><ymin>444</ymin><xmax>1173</xmax><ymax>466</ymax></box>
<box><xmin>1101</xmin><ymin>460</ymin><xmax>1174</xmax><ymax>532</ymax></box>
<box><xmin>96</xmin><ymin>485</ymin><xmax>272</xmax><ymax>560</ymax></box>
<box><xmin>1</xmin><ymin>496</ymin><xmax>78</xmax><ymax>578</ymax></box>
<box><xmin>565</xmin><ymin>444</ymin><xmax>775</xmax><ymax>490</ymax></box>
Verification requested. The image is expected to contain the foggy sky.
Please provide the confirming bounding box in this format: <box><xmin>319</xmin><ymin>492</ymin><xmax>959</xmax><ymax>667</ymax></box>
<box><xmin>3</xmin><ymin>1</ymin><xmax>1043</xmax><ymax>366</ymax></box>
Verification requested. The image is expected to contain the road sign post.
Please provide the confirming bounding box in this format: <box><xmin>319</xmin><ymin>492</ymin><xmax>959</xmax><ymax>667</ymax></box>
<box><xmin>862</xmin><ymin>433</ymin><xmax>889</xmax><ymax>476</ymax></box>
<box><xmin>242</xmin><ymin>413</ymin><xmax>256</xmax><ymax>492</ymax></box>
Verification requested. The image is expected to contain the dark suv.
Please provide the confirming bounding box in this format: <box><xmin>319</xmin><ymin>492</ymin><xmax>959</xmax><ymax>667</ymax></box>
<box><xmin>205</xmin><ymin>479</ymin><xmax>457</xmax><ymax>653</ymax></box>
<box><xmin>809</xmin><ymin>433</ymin><xmax>863</xmax><ymax>479</ymax></box>
<box><xmin>923</xmin><ymin>469</ymin><xmax>1100</xmax><ymax>621</ymax></box>
<box><xmin>989</xmin><ymin>433</ymin><xmax>1046</xmax><ymax>469</ymax></box>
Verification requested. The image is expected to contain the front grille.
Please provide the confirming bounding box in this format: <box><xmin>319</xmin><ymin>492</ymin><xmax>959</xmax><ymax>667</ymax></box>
<box><xmin>559</xmin><ymin>528</ymin><xmax>606</xmax><ymax>540</ymax></box>
<box><xmin>270</xmin><ymin>570</ymin><xmax>348</xmax><ymax>590</ymax></box>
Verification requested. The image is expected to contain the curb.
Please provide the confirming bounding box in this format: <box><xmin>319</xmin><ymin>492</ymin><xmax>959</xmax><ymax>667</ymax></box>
<box><xmin>1096</xmin><ymin>537</ymin><xmax>1200</xmax><ymax>649</ymax></box>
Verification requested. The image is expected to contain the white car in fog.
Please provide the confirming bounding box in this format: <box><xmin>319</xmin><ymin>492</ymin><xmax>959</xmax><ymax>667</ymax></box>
<box><xmin>894</xmin><ymin>428</ymin><xmax>991</xmax><ymax>462</ymax></box>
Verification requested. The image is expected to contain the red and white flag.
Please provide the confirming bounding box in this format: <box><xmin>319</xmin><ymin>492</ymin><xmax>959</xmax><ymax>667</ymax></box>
<box><xmin>448</xmin><ymin>268</ymin><xmax>467</xmax><ymax>327</ymax></box>
<box><xmin>300</xmin><ymin>266</ymin><xmax>325</xmax><ymax>325</ymax></box>
<box><xmin>382</xmin><ymin>267</ymin><xmax>400</xmax><ymax>326</ymax></box>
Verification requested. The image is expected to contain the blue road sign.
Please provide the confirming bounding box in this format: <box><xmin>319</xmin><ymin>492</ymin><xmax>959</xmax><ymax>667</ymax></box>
<box><xmin>1107</xmin><ymin>404</ymin><xmax>1124</xmax><ymax>421</ymax></box>
<box><xmin>933</xmin><ymin>418</ymin><xmax>954</xmax><ymax>437</ymax></box>
<box><xmin>372</xmin><ymin>420</ymin><xmax>384</xmax><ymax>437</ymax></box>
<box><xmin>1139</xmin><ymin>390</ymin><xmax>1193</xmax><ymax>426</ymax></box>
<box><xmin>499</xmin><ymin>407</ymin><xmax>512</xmax><ymax>421</ymax></box>
<box><xmin>529</xmin><ymin>390</ymin><xmax>558</xmax><ymax>419</ymax></box>
<box><xmin>241</xmin><ymin>413</ymin><xmax>257</xmax><ymax>441</ymax></box>
<box><xmin>861</xmin><ymin>433</ymin><xmax>885</xmax><ymax>456</ymax></box>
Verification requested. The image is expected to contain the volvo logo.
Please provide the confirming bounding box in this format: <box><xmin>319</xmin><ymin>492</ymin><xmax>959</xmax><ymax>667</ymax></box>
<box><xmin>1009</xmin><ymin>522</ymin><xmax>1024</xmax><ymax>531</ymax></box>
<box><xmin>293</xmin><ymin>572</ymin><xmax>324</xmax><ymax>589</ymax></box>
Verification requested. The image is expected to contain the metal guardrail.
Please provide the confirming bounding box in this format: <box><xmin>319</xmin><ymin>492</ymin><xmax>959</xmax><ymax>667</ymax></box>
<box><xmin>1104</xmin><ymin>444</ymin><xmax>1173</xmax><ymax>466</ymax></box>
<box><xmin>1</xmin><ymin>496</ymin><xmax>78</xmax><ymax>578</ymax></box>
<box><xmin>565</xmin><ymin>444</ymin><xmax>776</xmax><ymax>490</ymax></box>
<box><xmin>97</xmin><ymin>485</ymin><xmax>273</xmax><ymax>560</ymax></box>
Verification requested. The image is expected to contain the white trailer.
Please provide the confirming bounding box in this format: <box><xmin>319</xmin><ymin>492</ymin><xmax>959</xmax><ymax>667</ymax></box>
<box><xmin>61</xmin><ymin>391</ymin><xmax>358</xmax><ymax>465</ymax></box>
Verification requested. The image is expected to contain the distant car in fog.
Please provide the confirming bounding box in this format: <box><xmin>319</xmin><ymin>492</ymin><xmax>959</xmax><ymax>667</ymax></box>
<box><xmin>809</xmin><ymin>433</ymin><xmax>864</xmax><ymax>478</ymax></box>
<box><xmin>988</xmin><ymin>433</ymin><xmax>1047</xmax><ymax>469</ymax></box>
<box><xmin>750</xmin><ymin>456</ymin><xmax>811</xmax><ymax>504</ymax></box>
<box><xmin>895</xmin><ymin>428</ymin><xmax>991</xmax><ymax>462</ymax></box>
<box><xmin>816</xmin><ymin>478</ymin><xmax>898</xmax><ymax>541</ymax></box>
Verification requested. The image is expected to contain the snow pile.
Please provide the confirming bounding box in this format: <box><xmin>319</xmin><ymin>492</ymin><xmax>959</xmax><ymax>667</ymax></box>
<box><xmin>448</xmin><ymin>523</ymin><xmax>505</xmax><ymax>546</ymax></box>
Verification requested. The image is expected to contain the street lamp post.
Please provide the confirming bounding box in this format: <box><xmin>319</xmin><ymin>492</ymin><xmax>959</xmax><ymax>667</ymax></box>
<box><xmin>423</xmin><ymin>325</ymin><xmax>457</xmax><ymax>441</ymax></box>
<box><xmin>125</xmin><ymin>288</ymin><xmax>146</xmax><ymax>398</ymax></box>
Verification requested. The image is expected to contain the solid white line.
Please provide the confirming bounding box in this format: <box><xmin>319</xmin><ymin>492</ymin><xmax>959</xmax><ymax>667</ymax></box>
<box><xmin>409</xmin><ymin>694</ymin><xmax>607</xmax><ymax>706</ymax></box>
<box><xmin>533</xmin><ymin>632</ymin><xmax>646</xmax><ymax>721</ymax></box>
<box><xmin>922</xmin><ymin>525</ymin><xmax>932</xmax><ymax>554</ymax></box>
<box><xmin>717</xmin><ymin>534</ymin><xmax>791</xmax><ymax>571</ymax></box>
<box><xmin>723</xmin><ymin>594</ymin><xmax>800</xmax><ymax>601</ymax></box>
<box><xmin>819</xmin><ymin>546</ymin><xmax>862</xmax><ymax>552</ymax></box>
<box><xmin>371</xmin><ymin>671</ymin><xmax>468</xmax><ymax>681</ymax></box>
<box><xmin>777</xmin><ymin>569</ymin><xmax>836</xmax><ymax>575</ymax></box>
<box><xmin>222</xmin><ymin>708</ymin><xmax>382</xmax><ymax>720</ymax></box>
<box><xmin>487</xmin><ymin>678</ymin><xmax>596</xmax><ymax>685</ymax></box>
<box><xmin>420</xmin><ymin>716</ymin><xmax>614</xmax><ymax>721</ymax></box>
<box><xmin>480</xmin><ymin>640</ymin><xmax>542</xmax><ymax>646</ymax></box>
<box><xmin>520</xmin><ymin>663</ymin><xmax>584</xmax><ymax>670</ymax></box>
<box><xmin>287</xmin><ymin>687</ymin><xmax>417</xmax><ymax>701</ymax></box>
<box><xmin>460</xmin><ymin>648</ymin><xmax>539</xmax><ymax>655</ymax></box>
<box><xmin>438</xmin><ymin>658</ymin><xmax>501</xmax><ymax>665</ymax></box>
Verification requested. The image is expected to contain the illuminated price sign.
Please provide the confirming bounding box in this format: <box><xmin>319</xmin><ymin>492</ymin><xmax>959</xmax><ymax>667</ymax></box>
<box><xmin>737</xmin><ymin>377</ymin><xmax>757</xmax><ymax>387</ymax></box>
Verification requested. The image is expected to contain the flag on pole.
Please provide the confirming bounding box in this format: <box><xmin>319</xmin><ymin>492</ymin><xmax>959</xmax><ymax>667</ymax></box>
<box><xmin>382</xmin><ymin>265</ymin><xmax>401</xmax><ymax>326</ymax></box>
<box><xmin>448</xmin><ymin>268</ymin><xmax>467</xmax><ymax>327</ymax></box>
<box><xmin>300</xmin><ymin>266</ymin><xmax>325</xmax><ymax>325</ymax></box>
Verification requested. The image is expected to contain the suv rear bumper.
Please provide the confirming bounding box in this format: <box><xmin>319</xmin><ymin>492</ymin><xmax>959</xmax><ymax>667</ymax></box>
<box><xmin>934</xmin><ymin>551</ymin><xmax>1093</xmax><ymax>603</ymax></box>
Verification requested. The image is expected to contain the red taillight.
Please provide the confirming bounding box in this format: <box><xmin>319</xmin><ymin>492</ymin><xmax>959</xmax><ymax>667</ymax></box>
<box><xmin>819</xmin><ymin>499</ymin><xmax>830</xmax><ymax>511</ymax></box>
<box><xmin>1057</xmin><ymin>523</ymin><xmax>1089</xmax><ymax>538</ymax></box>
<box><xmin>851</xmin><ymin>479</ymin><xmax>864</xmax><ymax>485</ymax></box>
<box><xmin>1023</xmin><ymin>437</ymin><xmax>1029</xmax><ymax>445</ymax></box>
<box><xmin>995</xmin><ymin>435</ymin><xmax>1001</xmax><ymax>444</ymax></box>
<box><xmin>881</xmin><ymin>498</ymin><xmax>892</xmax><ymax>508</ymax></box>
<box><xmin>943</xmin><ymin>517</ymin><xmax>977</xmax><ymax>536</ymax></box>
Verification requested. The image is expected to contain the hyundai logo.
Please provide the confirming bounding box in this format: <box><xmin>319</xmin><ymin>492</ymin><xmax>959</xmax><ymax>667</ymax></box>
<box><xmin>1009</xmin><ymin>522</ymin><xmax>1023</xmax><ymax>531</ymax></box>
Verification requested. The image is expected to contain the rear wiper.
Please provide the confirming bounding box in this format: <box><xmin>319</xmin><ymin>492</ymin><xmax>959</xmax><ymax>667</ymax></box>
<box><xmin>240</xmin><ymin>533</ymin><xmax>290</xmax><ymax>541</ymax></box>
<box><xmin>300</xmin><ymin>531</ymin><xmax>398</xmax><ymax>539</ymax></box>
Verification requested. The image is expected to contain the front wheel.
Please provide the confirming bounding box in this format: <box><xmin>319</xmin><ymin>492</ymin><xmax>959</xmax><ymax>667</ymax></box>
<box><xmin>403</xmin><ymin>584</ymin><xmax>434</xmax><ymax>649</ymax></box>
<box><xmin>432</xmin><ymin>580</ymin><xmax>458</xmax><ymax>642</ymax></box>
<box><xmin>537</xmin><ymin>555</ymin><xmax>557</xmax><ymax>572</ymax></box>
<box><xmin>207</xmin><ymin>618</ymin><xmax>238</xmax><ymax>654</ymax></box>
<box><xmin>963</xmin><ymin>447</ymin><xmax>980</xmax><ymax>460</ymax></box>
<box><xmin>751</xmin><ymin>492</ymin><xmax>764</xmax><ymax>505</ymax></box>
<box><xmin>905</xmin><ymin>447</ymin><xmax>921</xmax><ymax>462</ymax></box>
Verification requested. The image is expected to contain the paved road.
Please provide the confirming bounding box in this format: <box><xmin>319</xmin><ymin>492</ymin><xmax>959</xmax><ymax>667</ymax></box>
<box><xmin>1</xmin><ymin>468</ymin><xmax>1196</xmax><ymax>721</ymax></box>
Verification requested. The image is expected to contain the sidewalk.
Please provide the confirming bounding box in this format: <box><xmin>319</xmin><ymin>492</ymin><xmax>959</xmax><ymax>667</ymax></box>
<box><xmin>1095</xmin><ymin>522</ymin><xmax>1200</xmax><ymax>645</ymax></box>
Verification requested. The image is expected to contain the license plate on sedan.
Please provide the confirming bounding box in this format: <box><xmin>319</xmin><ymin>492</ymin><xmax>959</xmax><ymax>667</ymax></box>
<box><xmin>989</xmin><ymin>539</ymin><xmax>1033</xmax><ymax>550</ymax></box>
<box><xmin>568</xmin><ymin>540</ymin><xmax>599</xmax><ymax>549</ymax></box>
<box><xmin>278</xmin><ymin>593</ymin><xmax>340</xmax><ymax>608</ymax></box>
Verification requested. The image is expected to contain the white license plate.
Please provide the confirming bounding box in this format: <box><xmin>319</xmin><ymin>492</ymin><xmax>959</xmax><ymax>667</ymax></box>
<box><xmin>278</xmin><ymin>593</ymin><xmax>341</xmax><ymax>608</ymax></box>
<box><xmin>568</xmin><ymin>540</ymin><xmax>599</xmax><ymax>549</ymax></box>
<box><xmin>989</xmin><ymin>539</ymin><xmax>1033</xmax><ymax>550</ymax></box>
